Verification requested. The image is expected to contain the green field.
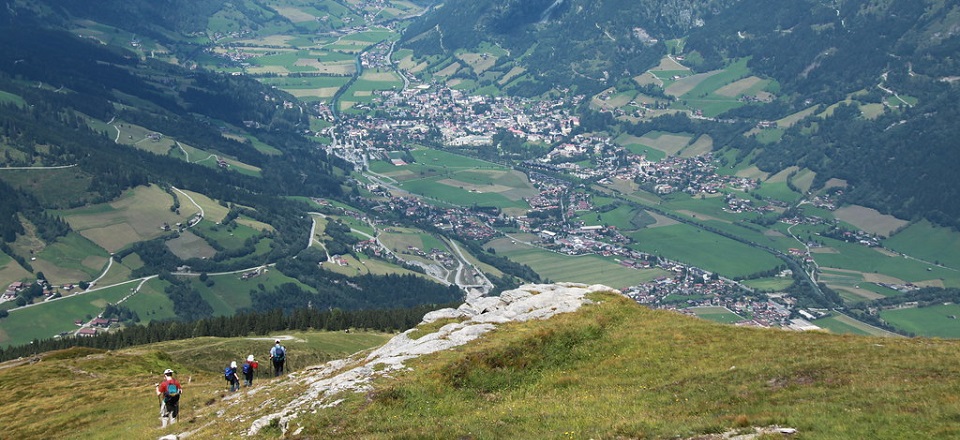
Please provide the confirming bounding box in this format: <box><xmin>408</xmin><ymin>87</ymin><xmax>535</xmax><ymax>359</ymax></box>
<box><xmin>880</xmin><ymin>305</ymin><xmax>960</xmax><ymax>338</ymax></box>
<box><xmin>188</xmin><ymin>269</ymin><xmax>313</xmax><ymax>316</ymax></box>
<box><xmin>885</xmin><ymin>220</ymin><xmax>960</xmax><ymax>270</ymax></box>
<box><xmin>629</xmin><ymin>223</ymin><xmax>782</xmax><ymax>278</ymax></box>
<box><xmin>0</xmin><ymin>282</ymin><xmax>139</xmax><ymax>347</ymax></box>
<box><xmin>120</xmin><ymin>277</ymin><xmax>177</xmax><ymax>322</ymax></box>
<box><xmin>687</xmin><ymin>306</ymin><xmax>744</xmax><ymax>323</ymax></box>
<box><xmin>812</xmin><ymin>236</ymin><xmax>960</xmax><ymax>287</ymax></box>
<box><xmin>741</xmin><ymin>277</ymin><xmax>794</xmax><ymax>292</ymax></box>
<box><xmin>815</xmin><ymin>312</ymin><xmax>902</xmax><ymax>337</ymax></box>
<box><xmin>487</xmin><ymin>237</ymin><xmax>669</xmax><ymax>288</ymax></box>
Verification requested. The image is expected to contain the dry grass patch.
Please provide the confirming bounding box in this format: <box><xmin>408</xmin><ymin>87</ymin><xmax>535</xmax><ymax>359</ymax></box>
<box><xmin>766</xmin><ymin>166</ymin><xmax>799</xmax><ymax>184</ymax></box>
<box><xmin>823</xmin><ymin>178</ymin><xmax>848</xmax><ymax>190</ymax></box>
<box><xmin>435</xmin><ymin>61</ymin><xmax>462</xmax><ymax>77</ymax></box>
<box><xmin>715</xmin><ymin>76</ymin><xmax>763</xmax><ymax>97</ymax></box>
<box><xmin>639</xmin><ymin>133</ymin><xmax>693</xmax><ymax>156</ymax></box>
<box><xmin>272</xmin><ymin>6</ymin><xmax>317</xmax><ymax>22</ymax></box>
<box><xmin>651</xmin><ymin>56</ymin><xmax>690</xmax><ymax>71</ymax></box>
<box><xmin>735</xmin><ymin>165</ymin><xmax>770</xmax><ymax>180</ymax></box>
<box><xmin>647</xmin><ymin>211</ymin><xmax>680</xmax><ymax>228</ymax></box>
<box><xmin>680</xmin><ymin>134</ymin><xmax>713</xmax><ymax>157</ymax></box>
<box><xmin>834</xmin><ymin>205</ymin><xmax>909</xmax><ymax>237</ymax></box>
<box><xmin>457</xmin><ymin>52</ymin><xmax>497</xmax><ymax>74</ymax></box>
<box><xmin>665</xmin><ymin>69</ymin><xmax>722</xmax><ymax>97</ymax></box>
<box><xmin>499</xmin><ymin>66</ymin><xmax>526</xmax><ymax>84</ymax></box>
<box><xmin>776</xmin><ymin>106</ymin><xmax>819</xmax><ymax>128</ymax></box>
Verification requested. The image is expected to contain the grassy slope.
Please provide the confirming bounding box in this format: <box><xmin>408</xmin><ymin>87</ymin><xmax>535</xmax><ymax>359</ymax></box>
<box><xmin>180</xmin><ymin>293</ymin><xmax>960</xmax><ymax>440</ymax></box>
<box><xmin>0</xmin><ymin>330</ymin><xmax>392</xmax><ymax>440</ymax></box>
<box><xmin>5</xmin><ymin>295</ymin><xmax>960</xmax><ymax>439</ymax></box>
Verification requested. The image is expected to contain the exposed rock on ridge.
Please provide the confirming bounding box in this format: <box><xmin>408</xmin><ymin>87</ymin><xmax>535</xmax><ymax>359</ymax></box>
<box><xmin>247</xmin><ymin>282</ymin><xmax>615</xmax><ymax>436</ymax></box>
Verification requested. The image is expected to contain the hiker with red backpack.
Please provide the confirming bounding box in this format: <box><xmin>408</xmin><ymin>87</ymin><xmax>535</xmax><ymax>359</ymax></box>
<box><xmin>242</xmin><ymin>355</ymin><xmax>258</xmax><ymax>387</ymax></box>
<box><xmin>156</xmin><ymin>368</ymin><xmax>182</xmax><ymax>428</ymax></box>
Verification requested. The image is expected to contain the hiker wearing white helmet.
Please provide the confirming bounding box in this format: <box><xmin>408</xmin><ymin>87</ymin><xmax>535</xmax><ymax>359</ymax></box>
<box><xmin>155</xmin><ymin>368</ymin><xmax>182</xmax><ymax>428</ymax></box>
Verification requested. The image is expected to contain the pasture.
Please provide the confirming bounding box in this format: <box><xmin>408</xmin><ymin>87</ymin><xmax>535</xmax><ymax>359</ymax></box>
<box><xmin>834</xmin><ymin>205</ymin><xmax>909</xmax><ymax>237</ymax></box>
<box><xmin>741</xmin><ymin>277</ymin><xmax>794</xmax><ymax>292</ymax></box>
<box><xmin>0</xmin><ymin>282</ymin><xmax>137</xmax><ymax>347</ymax></box>
<box><xmin>810</xmin><ymin>236</ymin><xmax>960</xmax><ymax>288</ymax></box>
<box><xmin>119</xmin><ymin>277</ymin><xmax>177</xmax><ymax>322</ymax></box>
<box><xmin>0</xmin><ymin>167</ymin><xmax>95</xmax><ymax>208</ymax></box>
<box><xmin>379</xmin><ymin>227</ymin><xmax>448</xmax><ymax>254</ymax></box>
<box><xmin>30</xmin><ymin>233</ymin><xmax>109</xmax><ymax>283</ymax></box>
<box><xmin>680</xmin><ymin>134</ymin><xmax>713</xmax><ymax>157</ymax></box>
<box><xmin>633</xmin><ymin>131</ymin><xmax>693</xmax><ymax>157</ymax></box>
<box><xmin>813</xmin><ymin>312</ymin><xmax>901</xmax><ymax>337</ymax></box>
<box><xmin>0</xmin><ymin>252</ymin><xmax>31</xmax><ymax>289</ymax></box>
<box><xmin>486</xmin><ymin>237</ymin><xmax>669</xmax><ymax>288</ymax></box>
<box><xmin>60</xmin><ymin>185</ymin><xmax>193</xmax><ymax>253</ymax></box>
<box><xmin>628</xmin><ymin>223</ymin><xmax>783</xmax><ymax>278</ymax></box>
<box><xmin>880</xmin><ymin>305</ymin><xmax>960</xmax><ymax>338</ymax></box>
<box><xmin>175</xmin><ymin>189</ymin><xmax>230</xmax><ymax>223</ymax></box>
<box><xmin>165</xmin><ymin>231</ymin><xmax>218</xmax><ymax>260</ymax></box>
<box><xmin>687</xmin><ymin>306</ymin><xmax>744</xmax><ymax>324</ymax></box>
<box><xmin>884</xmin><ymin>220</ymin><xmax>960</xmax><ymax>269</ymax></box>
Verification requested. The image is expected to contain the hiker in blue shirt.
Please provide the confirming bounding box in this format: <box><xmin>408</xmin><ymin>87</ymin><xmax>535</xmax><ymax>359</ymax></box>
<box><xmin>270</xmin><ymin>339</ymin><xmax>286</xmax><ymax>376</ymax></box>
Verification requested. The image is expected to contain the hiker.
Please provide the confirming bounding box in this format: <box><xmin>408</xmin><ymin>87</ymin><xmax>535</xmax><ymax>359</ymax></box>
<box><xmin>270</xmin><ymin>339</ymin><xmax>286</xmax><ymax>376</ymax></box>
<box><xmin>225</xmin><ymin>361</ymin><xmax>240</xmax><ymax>392</ymax></box>
<box><xmin>242</xmin><ymin>354</ymin><xmax>258</xmax><ymax>387</ymax></box>
<box><xmin>155</xmin><ymin>368</ymin><xmax>182</xmax><ymax>428</ymax></box>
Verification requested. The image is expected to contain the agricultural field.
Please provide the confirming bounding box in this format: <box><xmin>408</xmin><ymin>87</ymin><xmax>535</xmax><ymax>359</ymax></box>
<box><xmin>687</xmin><ymin>306</ymin><xmax>744</xmax><ymax>324</ymax></box>
<box><xmin>186</xmin><ymin>269</ymin><xmax>313</xmax><ymax>316</ymax></box>
<box><xmin>741</xmin><ymin>277</ymin><xmax>794</xmax><ymax>292</ymax></box>
<box><xmin>166</xmin><ymin>231</ymin><xmax>218</xmax><ymax>260</ymax></box>
<box><xmin>486</xmin><ymin>237</ymin><xmax>669</xmax><ymax>288</ymax></box>
<box><xmin>884</xmin><ymin>220</ymin><xmax>960</xmax><ymax>269</ymax></box>
<box><xmin>880</xmin><ymin>304</ymin><xmax>960</xmax><ymax>338</ymax></box>
<box><xmin>631</xmin><ymin>131</ymin><xmax>693</xmax><ymax>157</ymax></box>
<box><xmin>834</xmin><ymin>205</ymin><xmax>909</xmax><ymax>237</ymax></box>
<box><xmin>0</xmin><ymin>282</ymin><xmax>138</xmax><ymax>347</ymax></box>
<box><xmin>59</xmin><ymin>185</ymin><xmax>194</xmax><ymax>253</ymax></box>
<box><xmin>808</xmin><ymin>235</ymin><xmax>960</xmax><ymax>288</ymax></box>
<box><xmin>379</xmin><ymin>227</ymin><xmax>447</xmax><ymax>254</ymax></box>
<box><xmin>628</xmin><ymin>223</ymin><xmax>783</xmax><ymax>278</ymax></box>
<box><xmin>28</xmin><ymin>233</ymin><xmax>109</xmax><ymax>284</ymax></box>
<box><xmin>119</xmin><ymin>277</ymin><xmax>177</xmax><ymax>322</ymax></box>
<box><xmin>813</xmin><ymin>312</ymin><xmax>901</xmax><ymax>337</ymax></box>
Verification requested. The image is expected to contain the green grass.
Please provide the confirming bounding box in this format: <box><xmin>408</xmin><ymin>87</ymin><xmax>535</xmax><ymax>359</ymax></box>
<box><xmin>0</xmin><ymin>167</ymin><xmax>96</xmax><ymax>206</ymax></box>
<box><xmin>487</xmin><ymin>238</ymin><xmax>669</xmax><ymax>288</ymax></box>
<box><xmin>884</xmin><ymin>220</ymin><xmax>960</xmax><ymax>269</ymax></box>
<box><xmin>753</xmin><ymin>181</ymin><xmax>801</xmax><ymax>203</ymax></box>
<box><xmin>0</xmin><ymin>90</ymin><xmax>26</xmax><ymax>106</ymax></box>
<box><xmin>0</xmin><ymin>330</ymin><xmax>392</xmax><ymax>440</ymax></box>
<box><xmin>880</xmin><ymin>305</ymin><xmax>960</xmax><ymax>338</ymax></box>
<box><xmin>0</xmin><ymin>282</ymin><xmax>138</xmax><ymax>347</ymax></box>
<box><xmin>186</xmin><ymin>293</ymin><xmax>960</xmax><ymax>439</ymax></box>
<box><xmin>188</xmin><ymin>269</ymin><xmax>314</xmax><ymax>316</ymax></box>
<box><xmin>812</xmin><ymin>236</ymin><xmax>960</xmax><ymax>287</ymax></box>
<box><xmin>687</xmin><ymin>306</ymin><xmax>744</xmax><ymax>323</ymax></box>
<box><xmin>741</xmin><ymin>277</ymin><xmax>793</xmax><ymax>291</ymax></box>
<box><xmin>120</xmin><ymin>277</ymin><xmax>177</xmax><ymax>322</ymax></box>
<box><xmin>812</xmin><ymin>314</ymin><xmax>874</xmax><ymax>336</ymax></box>
<box><xmin>629</xmin><ymin>223</ymin><xmax>782</xmax><ymax>278</ymax></box>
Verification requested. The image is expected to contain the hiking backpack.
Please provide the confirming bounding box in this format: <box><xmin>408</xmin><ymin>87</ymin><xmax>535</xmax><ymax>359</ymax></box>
<box><xmin>242</xmin><ymin>362</ymin><xmax>252</xmax><ymax>375</ymax></box>
<box><xmin>273</xmin><ymin>346</ymin><xmax>285</xmax><ymax>362</ymax></box>
<box><xmin>224</xmin><ymin>366</ymin><xmax>234</xmax><ymax>381</ymax></box>
<box><xmin>165</xmin><ymin>381</ymin><xmax>180</xmax><ymax>397</ymax></box>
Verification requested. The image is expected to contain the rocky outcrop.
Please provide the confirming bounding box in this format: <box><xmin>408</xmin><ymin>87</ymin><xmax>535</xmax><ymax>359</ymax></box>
<box><xmin>246</xmin><ymin>283</ymin><xmax>614</xmax><ymax>436</ymax></box>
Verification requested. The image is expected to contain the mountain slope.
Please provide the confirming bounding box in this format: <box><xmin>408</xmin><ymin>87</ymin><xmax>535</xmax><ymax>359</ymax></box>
<box><xmin>4</xmin><ymin>285</ymin><xmax>959</xmax><ymax>439</ymax></box>
<box><xmin>175</xmin><ymin>284</ymin><xmax>958</xmax><ymax>439</ymax></box>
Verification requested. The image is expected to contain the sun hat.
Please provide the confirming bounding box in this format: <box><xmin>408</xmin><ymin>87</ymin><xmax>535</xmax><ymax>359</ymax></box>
<box><xmin>163</xmin><ymin>368</ymin><xmax>174</xmax><ymax>375</ymax></box>
<box><xmin>230</xmin><ymin>361</ymin><xmax>237</xmax><ymax>368</ymax></box>
<box><xmin>247</xmin><ymin>355</ymin><xmax>255</xmax><ymax>362</ymax></box>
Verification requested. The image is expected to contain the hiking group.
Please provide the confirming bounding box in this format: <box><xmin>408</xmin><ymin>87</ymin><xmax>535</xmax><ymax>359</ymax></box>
<box><xmin>156</xmin><ymin>368</ymin><xmax>181</xmax><ymax>428</ymax></box>
<box><xmin>225</xmin><ymin>354</ymin><xmax>260</xmax><ymax>392</ymax></box>
<box><xmin>156</xmin><ymin>340</ymin><xmax>287</xmax><ymax>428</ymax></box>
